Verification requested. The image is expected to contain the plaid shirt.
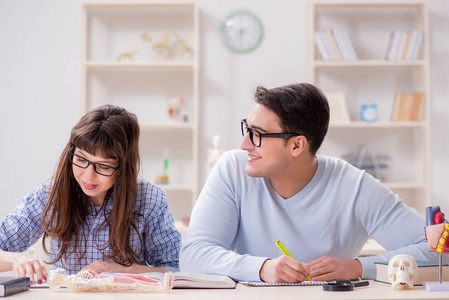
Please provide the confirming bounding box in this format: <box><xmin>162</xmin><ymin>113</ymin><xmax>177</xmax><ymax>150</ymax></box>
<box><xmin>0</xmin><ymin>179</ymin><xmax>181</xmax><ymax>274</ymax></box>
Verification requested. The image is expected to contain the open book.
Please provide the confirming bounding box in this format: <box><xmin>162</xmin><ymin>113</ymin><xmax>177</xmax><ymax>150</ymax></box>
<box><xmin>147</xmin><ymin>272</ymin><xmax>236</xmax><ymax>289</ymax></box>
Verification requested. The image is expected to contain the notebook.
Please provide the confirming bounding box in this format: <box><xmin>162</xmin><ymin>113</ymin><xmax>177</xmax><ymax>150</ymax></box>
<box><xmin>30</xmin><ymin>281</ymin><xmax>49</xmax><ymax>289</ymax></box>
<box><xmin>144</xmin><ymin>272</ymin><xmax>236</xmax><ymax>289</ymax></box>
<box><xmin>239</xmin><ymin>281</ymin><xmax>327</xmax><ymax>287</ymax></box>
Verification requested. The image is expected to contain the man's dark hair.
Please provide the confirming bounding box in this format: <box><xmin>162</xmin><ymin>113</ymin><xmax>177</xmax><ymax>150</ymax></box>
<box><xmin>254</xmin><ymin>83</ymin><xmax>329</xmax><ymax>155</ymax></box>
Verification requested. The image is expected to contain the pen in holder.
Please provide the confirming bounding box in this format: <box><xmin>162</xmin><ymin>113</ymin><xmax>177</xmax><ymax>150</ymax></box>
<box><xmin>156</xmin><ymin>149</ymin><xmax>169</xmax><ymax>184</ymax></box>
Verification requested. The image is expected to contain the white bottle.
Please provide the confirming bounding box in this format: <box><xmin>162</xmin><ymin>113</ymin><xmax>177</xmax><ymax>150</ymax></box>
<box><xmin>206</xmin><ymin>135</ymin><xmax>223</xmax><ymax>176</ymax></box>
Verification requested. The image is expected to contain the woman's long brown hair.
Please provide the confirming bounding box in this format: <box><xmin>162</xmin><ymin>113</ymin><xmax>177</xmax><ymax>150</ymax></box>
<box><xmin>41</xmin><ymin>105</ymin><xmax>142</xmax><ymax>269</ymax></box>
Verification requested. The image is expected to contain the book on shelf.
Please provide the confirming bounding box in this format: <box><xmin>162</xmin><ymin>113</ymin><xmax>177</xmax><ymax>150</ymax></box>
<box><xmin>318</xmin><ymin>30</ymin><xmax>335</xmax><ymax>60</ymax></box>
<box><xmin>332</xmin><ymin>28</ymin><xmax>357</xmax><ymax>61</ymax></box>
<box><xmin>384</xmin><ymin>30</ymin><xmax>396</xmax><ymax>60</ymax></box>
<box><xmin>324</xmin><ymin>29</ymin><xmax>343</xmax><ymax>60</ymax></box>
<box><xmin>401</xmin><ymin>31</ymin><xmax>413</xmax><ymax>60</ymax></box>
<box><xmin>339</xmin><ymin>30</ymin><xmax>358</xmax><ymax>60</ymax></box>
<box><xmin>375</xmin><ymin>260</ymin><xmax>449</xmax><ymax>286</ymax></box>
<box><xmin>314</xmin><ymin>31</ymin><xmax>330</xmax><ymax>60</ymax></box>
<box><xmin>395</xmin><ymin>31</ymin><xmax>408</xmax><ymax>61</ymax></box>
<box><xmin>331</xmin><ymin>29</ymin><xmax>348</xmax><ymax>60</ymax></box>
<box><xmin>0</xmin><ymin>277</ymin><xmax>30</xmax><ymax>297</ymax></box>
<box><xmin>409</xmin><ymin>30</ymin><xmax>423</xmax><ymax>60</ymax></box>
<box><xmin>391</xmin><ymin>92</ymin><xmax>423</xmax><ymax>121</ymax></box>
<box><xmin>386</xmin><ymin>30</ymin><xmax>401</xmax><ymax>61</ymax></box>
<box><xmin>385</xmin><ymin>30</ymin><xmax>423</xmax><ymax>61</ymax></box>
<box><xmin>326</xmin><ymin>92</ymin><xmax>351</xmax><ymax>125</ymax></box>
<box><xmin>314</xmin><ymin>29</ymin><xmax>357</xmax><ymax>61</ymax></box>
<box><xmin>147</xmin><ymin>272</ymin><xmax>236</xmax><ymax>289</ymax></box>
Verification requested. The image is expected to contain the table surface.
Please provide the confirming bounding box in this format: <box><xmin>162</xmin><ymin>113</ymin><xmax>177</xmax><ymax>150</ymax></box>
<box><xmin>7</xmin><ymin>281</ymin><xmax>449</xmax><ymax>300</ymax></box>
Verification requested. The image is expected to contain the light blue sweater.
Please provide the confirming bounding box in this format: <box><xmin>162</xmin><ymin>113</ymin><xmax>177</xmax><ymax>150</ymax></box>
<box><xmin>180</xmin><ymin>149</ymin><xmax>441</xmax><ymax>281</ymax></box>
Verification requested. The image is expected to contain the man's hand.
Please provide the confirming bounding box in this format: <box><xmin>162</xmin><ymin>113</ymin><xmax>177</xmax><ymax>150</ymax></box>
<box><xmin>12</xmin><ymin>255</ymin><xmax>47</xmax><ymax>284</ymax></box>
<box><xmin>308</xmin><ymin>256</ymin><xmax>362</xmax><ymax>281</ymax></box>
<box><xmin>259</xmin><ymin>256</ymin><xmax>310</xmax><ymax>283</ymax></box>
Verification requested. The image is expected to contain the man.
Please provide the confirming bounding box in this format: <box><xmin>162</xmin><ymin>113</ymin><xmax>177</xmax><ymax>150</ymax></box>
<box><xmin>180</xmin><ymin>83</ymin><xmax>440</xmax><ymax>283</ymax></box>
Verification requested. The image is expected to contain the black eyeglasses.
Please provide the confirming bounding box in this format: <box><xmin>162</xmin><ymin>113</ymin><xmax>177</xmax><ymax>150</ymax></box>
<box><xmin>69</xmin><ymin>152</ymin><xmax>119</xmax><ymax>177</ymax></box>
<box><xmin>241</xmin><ymin>119</ymin><xmax>310</xmax><ymax>148</ymax></box>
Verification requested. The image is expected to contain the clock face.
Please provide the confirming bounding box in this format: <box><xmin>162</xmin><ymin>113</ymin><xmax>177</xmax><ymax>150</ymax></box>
<box><xmin>220</xmin><ymin>11</ymin><xmax>263</xmax><ymax>53</ymax></box>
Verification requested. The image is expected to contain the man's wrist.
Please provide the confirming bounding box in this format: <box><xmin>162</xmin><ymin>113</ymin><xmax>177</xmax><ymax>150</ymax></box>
<box><xmin>353</xmin><ymin>258</ymin><xmax>363</xmax><ymax>278</ymax></box>
<box><xmin>259</xmin><ymin>258</ymin><xmax>271</xmax><ymax>282</ymax></box>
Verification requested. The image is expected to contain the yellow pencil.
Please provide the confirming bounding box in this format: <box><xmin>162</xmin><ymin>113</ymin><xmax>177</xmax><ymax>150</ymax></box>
<box><xmin>276</xmin><ymin>240</ymin><xmax>312</xmax><ymax>282</ymax></box>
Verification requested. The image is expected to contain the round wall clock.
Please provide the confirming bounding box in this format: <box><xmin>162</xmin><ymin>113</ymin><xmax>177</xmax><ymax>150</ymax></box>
<box><xmin>220</xmin><ymin>10</ymin><xmax>263</xmax><ymax>53</ymax></box>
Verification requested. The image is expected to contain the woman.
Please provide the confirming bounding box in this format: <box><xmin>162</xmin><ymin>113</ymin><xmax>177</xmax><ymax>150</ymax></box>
<box><xmin>0</xmin><ymin>105</ymin><xmax>181</xmax><ymax>284</ymax></box>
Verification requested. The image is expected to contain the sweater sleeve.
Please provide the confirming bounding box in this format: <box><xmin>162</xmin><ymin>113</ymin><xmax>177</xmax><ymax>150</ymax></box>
<box><xmin>354</xmin><ymin>173</ymin><xmax>442</xmax><ymax>279</ymax></box>
<box><xmin>180</xmin><ymin>151</ymin><xmax>268</xmax><ymax>281</ymax></box>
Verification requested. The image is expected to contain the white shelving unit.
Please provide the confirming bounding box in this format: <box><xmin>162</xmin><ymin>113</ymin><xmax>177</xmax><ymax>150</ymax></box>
<box><xmin>308</xmin><ymin>2</ymin><xmax>430</xmax><ymax>215</ymax></box>
<box><xmin>80</xmin><ymin>2</ymin><xmax>199</xmax><ymax>221</ymax></box>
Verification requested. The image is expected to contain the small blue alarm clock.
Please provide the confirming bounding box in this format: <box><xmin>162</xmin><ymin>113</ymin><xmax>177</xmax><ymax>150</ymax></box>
<box><xmin>360</xmin><ymin>103</ymin><xmax>378</xmax><ymax>122</ymax></box>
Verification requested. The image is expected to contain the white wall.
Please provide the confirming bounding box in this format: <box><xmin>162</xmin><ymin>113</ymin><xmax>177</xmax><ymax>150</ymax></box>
<box><xmin>1</xmin><ymin>0</ymin><xmax>448</xmax><ymax>221</ymax></box>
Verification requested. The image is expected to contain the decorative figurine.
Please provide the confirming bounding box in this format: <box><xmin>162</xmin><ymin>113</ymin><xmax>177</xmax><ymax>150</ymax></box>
<box><xmin>117</xmin><ymin>50</ymin><xmax>139</xmax><ymax>61</ymax></box>
<box><xmin>116</xmin><ymin>32</ymin><xmax>192</xmax><ymax>61</ymax></box>
<box><xmin>141</xmin><ymin>33</ymin><xmax>152</xmax><ymax>45</ymax></box>
<box><xmin>117</xmin><ymin>33</ymin><xmax>152</xmax><ymax>61</ymax></box>
<box><xmin>167</xmin><ymin>97</ymin><xmax>187</xmax><ymax>122</ymax></box>
<box><xmin>152</xmin><ymin>32</ymin><xmax>192</xmax><ymax>61</ymax></box>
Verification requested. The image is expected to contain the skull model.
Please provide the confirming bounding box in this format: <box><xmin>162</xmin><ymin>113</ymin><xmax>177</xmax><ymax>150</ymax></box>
<box><xmin>387</xmin><ymin>254</ymin><xmax>418</xmax><ymax>289</ymax></box>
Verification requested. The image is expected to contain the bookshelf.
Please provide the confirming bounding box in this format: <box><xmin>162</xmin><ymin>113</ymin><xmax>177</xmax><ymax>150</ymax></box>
<box><xmin>308</xmin><ymin>2</ymin><xmax>430</xmax><ymax>215</ymax></box>
<box><xmin>80</xmin><ymin>2</ymin><xmax>199</xmax><ymax>222</ymax></box>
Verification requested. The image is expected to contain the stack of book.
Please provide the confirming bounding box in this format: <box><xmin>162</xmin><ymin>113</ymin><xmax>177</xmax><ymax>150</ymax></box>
<box><xmin>385</xmin><ymin>29</ymin><xmax>423</xmax><ymax>61</ymax></box>
<box><xmin>314</xmin><ymin>29</ymin><xmax>358</xmax><ymax>61</ymax></box>
<box><xmin>391</xmin><ymin>92</ymin><xmax>424</xmax><ymax>121</ymax></box>
<box><xmin>375</xmin><ymin>260</ymin><xmax>449</xmax><ymax>286</ymax></box>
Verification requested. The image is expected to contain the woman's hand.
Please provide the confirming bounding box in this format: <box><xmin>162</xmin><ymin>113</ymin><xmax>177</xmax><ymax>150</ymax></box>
<box><xmin>80</xmin><ymin>261</ymin><xmax>166</xmax><ymax>274</ymax></box>
<box><xmin>12</xmin><ymin>254</ymin><xmax>47</xmax><ymax>284</ymax></box>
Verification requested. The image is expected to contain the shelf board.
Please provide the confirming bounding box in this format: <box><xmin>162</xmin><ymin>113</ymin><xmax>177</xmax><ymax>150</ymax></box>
<box><xmin>83</xmin><ymin>2</ymin><xmax>196</xmax><ymax>10</ymax></box>
<box><xmin>83</xmin><ymin>61</ymin><xmax>195</xmax><ymax>70</ymax></box>
<box><xmin>329</xmin><ymin>121</ymin><xmax>426</xmax><ymax>129</ymax></box>
<box><xmin>312</xmin><ymin>2</ymin><xmax>424</xmax><ymax>8</ymax></box>
<box><xmin>313</xmin><ymin>60</ymin><xmax>426</xmax><ymax>67</ymax></box>
<box><xmin>155</xmin><ymin>184</ymin><xmax>193</xmax><ymax>192</ymax></box>
<box><xmin>140</xmin><ymin>123</ymin><xmax>194</xmax><ymax>131</ymax></box>
<box><xmin>384</xmin><ymin>182</ymin><xmax>428</xmax><ymax>189</ymax></box>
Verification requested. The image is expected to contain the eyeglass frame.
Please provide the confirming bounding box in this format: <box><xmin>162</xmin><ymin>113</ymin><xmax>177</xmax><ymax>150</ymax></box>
<box><xmin>69</xmin><ymin>151</ymin><xmax>119</xmax><ymax>177</ymax></box>
<box><xmin>241</xmin><ymin>119</ymin><xmax>311</xmax><ymax>148</ymax></box>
